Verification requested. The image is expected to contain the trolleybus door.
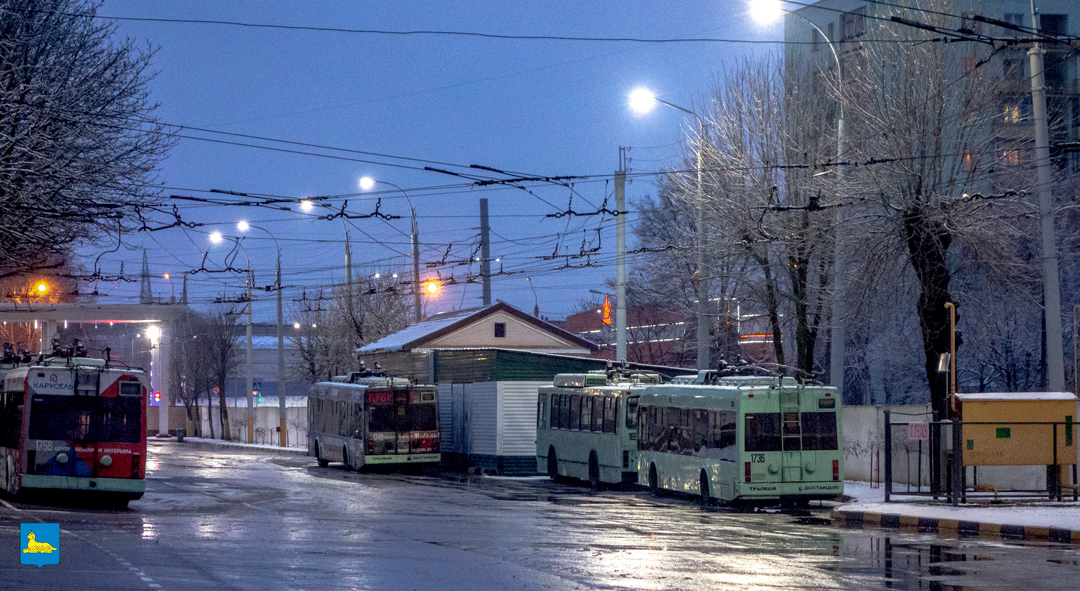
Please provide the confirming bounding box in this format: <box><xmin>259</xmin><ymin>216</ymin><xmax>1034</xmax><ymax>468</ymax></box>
<box><xmin>779</xmin><ymin>385</ymin><xmax>803</xmax><ymax>482</ymax></box>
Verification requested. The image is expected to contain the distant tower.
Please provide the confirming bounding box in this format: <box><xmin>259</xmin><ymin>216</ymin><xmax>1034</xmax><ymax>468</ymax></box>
<box><xmin>180</xmin><ymin>275</ymin><xmax>188</xmax><ymax>305</ymax></box>
<box><xmin>139</xmin><ymin>249</ymin><xmax>154</xmax><ymax>304</ymax></box>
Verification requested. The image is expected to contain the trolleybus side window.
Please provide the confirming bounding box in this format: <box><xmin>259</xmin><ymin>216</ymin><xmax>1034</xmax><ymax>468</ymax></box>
<box><xmin>560</xmin><ymin>394</ymin><xmax>571</xmax><ymax>430</ymax></box>
<box><xmin>801</xmin><ymin>412</ymin><xmax>839</xmax><ymax>450</ymax></box>
<box><xmin>581</xmin><ymin>394</ymin><xmax>592</xmax><ymax>431</ymax></box>
<box><xmin>537</xmin><ymin>393</ymin><xmax>548</xmax><ymax>429</ymax></box>
<box><xmin>0</xmin><ymin>392</ymin><xmax>21</xmax><ymax>448</ymax></box>
<box><xmin>591</xmin><ymin>396</ymin><xmax>603</xmax><ymax>432</ymax></box>
<box><xmin>568</xmin><ymin>395</ymin><xmax>581</xmax><ymax>430</ymax></box>
<box><xmin>550</xmin><ymin>394</ymin><xmax>561</xmax><ymax>429</ymax></box>
<box><xmin>603</xmin><ymin>396</ymin><xmax>616</xmax><ymax>434</ymax></box>
<box><xmin>744</xmin><ymin>413</ymin><xmax>782</xmax><ymax>452</ymax></box>
<box><xmin>625</xmin><ymin>396</ymin><xmax>638</xmax><ymax>430</ymax></box>
<box><xmin>692</xmin><ymin>409</ymin><xmax>708</xmax><ymax>454</ymax></box>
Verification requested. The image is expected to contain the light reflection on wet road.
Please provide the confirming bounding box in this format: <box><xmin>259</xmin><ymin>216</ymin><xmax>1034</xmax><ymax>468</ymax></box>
<box><xmin>2</xmin><ymin>440</ymin><xmax>1079</xmax><ymax>590</ymax></box>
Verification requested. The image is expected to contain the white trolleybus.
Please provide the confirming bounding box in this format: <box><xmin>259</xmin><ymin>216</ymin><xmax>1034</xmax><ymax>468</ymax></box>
<box><xmin>308</xmin><ymin>370</ymin><xmax>440</xmax><ymax>470</ymax></box>
<box><xmin>637</xmin><ymin>375</ymin><xmax>843</xmax><ymax>506</ymax></box>
<box><xmin>536</xmin><ymin>368</ymin><xmax>660</xmax><ymax>487</ymax></box>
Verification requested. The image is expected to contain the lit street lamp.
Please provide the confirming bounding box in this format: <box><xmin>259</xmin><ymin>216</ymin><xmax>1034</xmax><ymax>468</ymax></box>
<box><xmin>752</xmin><ymin>0</ymin><xmax>848</xmax><ymax>393</ymax></box>
<box><xmin>359</xmin><ymin>177</ymin><xmax>422</xmax><ymax>324</ymax></box>
<box><xmin>237</xmin><ymin>221</ymin><xmax>288</xmax><ymax>447</ymax></box>
<box><xmin>631</xmin><ymin>88</ymin><xmax>711</xmax><ymax>370</ymax></box>
<box><xmin>211</xmin><ymin>232</ymin><xmax>254</xmax><ymax>443</ymax></box>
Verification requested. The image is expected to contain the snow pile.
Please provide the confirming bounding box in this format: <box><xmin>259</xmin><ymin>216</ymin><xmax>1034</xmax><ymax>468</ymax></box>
<box><xmin>840</xmin><ymin>480</ymin><xmax>1080</xmax><ymax>530</ymax></box>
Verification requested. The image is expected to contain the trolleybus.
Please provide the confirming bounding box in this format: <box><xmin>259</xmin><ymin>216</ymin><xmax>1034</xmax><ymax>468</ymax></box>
<box><xmin>637</xmin><ymin>376</ymin><xmax>843</xmax><ymax>505</ymax></box>
<box><xmin>536</xmin><ymin>368</ymin><xmax>660</xmax><ymax>486</ymax></box>
<box><xmin>308</xmin><ymin>372</ymin><xmax>440</xmax><ymax>470</ymax></box>
<box><xmin>0</xmin><ymin>352</ymin><xmax>149</xmax><ymax>508</ymax></box>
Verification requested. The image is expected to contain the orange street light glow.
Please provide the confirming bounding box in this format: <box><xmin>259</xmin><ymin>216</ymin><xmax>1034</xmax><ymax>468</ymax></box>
<box><xmin>425</xmin><ymin>281</ymin><xmax>439</xmax><ymax>295</ymax></box>
<box><xmin>35</xmin><ymin>282</ymin><xmax>48</xmax><ymax>293</ymax></box>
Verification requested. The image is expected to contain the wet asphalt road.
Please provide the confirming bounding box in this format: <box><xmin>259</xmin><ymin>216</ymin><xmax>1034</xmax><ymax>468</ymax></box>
<box><xmin>2</xmin><ymin>441</ymin><xmax>1080</xmax><ymax>590</ymax></box>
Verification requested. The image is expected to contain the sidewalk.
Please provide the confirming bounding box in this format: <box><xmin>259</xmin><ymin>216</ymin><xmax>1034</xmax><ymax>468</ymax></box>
<box><xmin>149</xmin><ymin>435</ymin><xmax>309</xmax><ymax>456</ymax></box>
<box><xmin>833</xmin><ymin>480</ymin><xmax>1080</xmax><ymax>544</ymax></box>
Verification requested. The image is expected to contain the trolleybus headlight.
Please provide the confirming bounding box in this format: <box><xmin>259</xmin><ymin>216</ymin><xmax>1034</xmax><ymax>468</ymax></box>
<box><xmin>99</xmin><ymin>455</ymin><xmax>113</xmax><ymax>467</ymax></box>
<box><xmin>56</xmin><ymin>453</ymin><xmax>69</xmax><ymax>464</ymax></box>
<box><xmin>805</xmin><ymin>462</ymin><xmax>816</xmax><ymax>474</ymax></box>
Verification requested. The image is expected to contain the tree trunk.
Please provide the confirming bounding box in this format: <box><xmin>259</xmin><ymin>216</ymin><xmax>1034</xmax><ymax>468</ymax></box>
<box><xmin>205</xmin><ymin>389</ymin><xmax>215</xmax><ymax>439</ymax></box>
<box><xmin>903</xmin><ymin>206</ymin><xmax>953</xmax><ymax>418</ymax></box>
<box><xmin>217</xmin><ymin>377</ymin><xmax>231</xmax><ymax>441</ymax></box>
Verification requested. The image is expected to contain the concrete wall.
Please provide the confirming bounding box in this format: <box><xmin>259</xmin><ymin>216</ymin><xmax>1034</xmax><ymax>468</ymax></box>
<box><xmin>843</xmin><ymin>403</ymin><xmax>1080</xmax><ymax>492</ymax></box>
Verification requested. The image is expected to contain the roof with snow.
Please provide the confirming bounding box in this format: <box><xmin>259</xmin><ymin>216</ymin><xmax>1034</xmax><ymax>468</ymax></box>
<box><xmin>955</xmin><ymin>392</ymin><xmax>1077</xmax><ymax>402</ymax></box>
<box><xmin>358</xmin><ymin>301</ymin><xmax>596</xmax><ymax>354</ymax></box>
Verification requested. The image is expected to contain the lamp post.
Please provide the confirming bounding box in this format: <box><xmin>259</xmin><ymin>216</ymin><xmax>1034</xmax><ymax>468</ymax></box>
<box><xmin>360</xmin><ymin>177</ymin><xmax>422</xmax><ymax>324</ymax></box>
<box><xmin>211</xmin><ymin>231</ymin><xmax>254</xmax><ymax>443</ymax></box>
<box><xmin>526</xmin><ymin>277</ymin><xmax>540</xmax><ymax>318</ymax></box>
<box><xmin>753</xmin><ymin>0</ymin><xmax>847</xmax><ymax>393</ymax></box>
<box><xmin>238</xmin><ymin>221</ymin><xmax>287</xmax><ymax>447</ymax></box>
<box><xmin>630</xmin><ymin>89</ymin><xmax>710</xmax><ymax>370</ymax></box>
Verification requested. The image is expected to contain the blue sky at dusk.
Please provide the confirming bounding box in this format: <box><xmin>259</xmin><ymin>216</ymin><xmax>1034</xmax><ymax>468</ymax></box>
<box><xmin>90</xmin><ymin>1</ymin><xmax>784</xmax><ymax>322</ymax></box>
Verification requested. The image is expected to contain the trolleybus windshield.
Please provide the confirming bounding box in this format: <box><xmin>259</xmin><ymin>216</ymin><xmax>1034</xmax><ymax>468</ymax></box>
<box><xmin>28</xmin><ymin>395</ymin><xmax>141</xmax><ymax>443</ymax></box>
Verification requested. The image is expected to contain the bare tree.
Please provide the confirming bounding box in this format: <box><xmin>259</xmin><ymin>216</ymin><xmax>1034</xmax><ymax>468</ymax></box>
<box><xmin>202</xmin><ymin>304</ymin><xmax>242</xmax><ymax>440</ymax></box>
<box><xmin>837</xmin><ymin>0</ymin><xmax>1037</xmax><ymax>415</ymax></box>
<box><xmin>0</xmin><ymin>0</ymin><xmax>173</xmax><ymax>276</ymax></box>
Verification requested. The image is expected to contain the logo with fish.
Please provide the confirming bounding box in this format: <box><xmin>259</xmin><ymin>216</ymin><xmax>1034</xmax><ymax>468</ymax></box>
<box><xmin>20</xmin><ymin>523</ymin><xmax>60</xmax><ymax>567</ymax></box>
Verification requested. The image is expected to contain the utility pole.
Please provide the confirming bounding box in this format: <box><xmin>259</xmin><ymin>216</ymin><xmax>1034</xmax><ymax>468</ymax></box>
<box><xmin>1029</xmin><ymin>1</ymin><xmax>1065</xmax><ymax>392</ymax></box>
<box><xmin>615</xmin><ymin>148</ymin><xmax>628</xmax><ymax>361</ymax></box>
<box><xmin>480</xmin><ymin>198</ymin><xmax>491</xmax><ymax>306</ymax></box>
<box><xmin>695</xmin><ymin>126</ymin><xmax>709</xmax><ymax>370</ymax></box>
<box><xmin>245</xmin><ymin>268</ymin><xmax>254</xmax><ymax>444</ymax></box>
<box><xmin>343</xmin><ymin>224</ymin><xmax>355</xmax><ymax>354</ymax></box>
<box><xmin>411</xmin><ymin>210</ymin><xmax>422</xmax><ymax>322</ymax></box>
<box><xmin>276</xmin><ymin>253</ymin><xmax>286</xmax><ymax>447</ymax></box>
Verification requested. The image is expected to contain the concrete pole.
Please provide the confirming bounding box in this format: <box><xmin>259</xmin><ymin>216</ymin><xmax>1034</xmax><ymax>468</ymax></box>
<box><xmin>615</xmin><ymin>148</ymin><xmax>628</xmax><ymax>362</ymax></box>
<box><xmin>412</xmin><ymin>211</ymin><xmax>422</xmax><ymax>323</ymax></box>
<box><xmin>276</xmin><ymin>254</ymin><xmax>286</xmax><ymax>447</ymax></box>
<box><xmin>1028</xmin><ymin>2</ymin><xmax>1065</xmax><ymax>392</ymax></box>
<box><xmin>695</xmin><ymin>124</ymin><xmax>709</xmax><ymax>370</ymax></box>
<box><xmin>480</xmin><ymin>199</ymin><xmax>491</xmax><ymax>306</ymax></box>
<box><xmin>245</xmin><ymin>269</ymin><xmax>254</xmax><ymax>443</ymax></box>
<box><xmin>158</xmin><ymin>322</ymin><xmax>171</xmax><ymax>437</ymax></box>
<box><xmin>39</xmin><ymin>319</ymin><xmax>55</xmax><ymax>354</ymax></box>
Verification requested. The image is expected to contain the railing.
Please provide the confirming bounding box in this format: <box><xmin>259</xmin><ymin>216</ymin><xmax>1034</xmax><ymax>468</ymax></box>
<box><xmin>884</xmin><ymin>410</ymin><xmax>1078</xmax><ymax>505</ymax></box>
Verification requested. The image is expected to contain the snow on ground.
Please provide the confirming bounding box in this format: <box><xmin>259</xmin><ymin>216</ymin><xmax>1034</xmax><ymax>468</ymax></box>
<box><xmin>151</xmin><ymin>436</ymin><xmax>306</xmax><ymax>453</ymax></box>
<box><xmin>840</xmin><ymin>480</ymin><xmax>1080</xmax><ymax>531</ymax></box>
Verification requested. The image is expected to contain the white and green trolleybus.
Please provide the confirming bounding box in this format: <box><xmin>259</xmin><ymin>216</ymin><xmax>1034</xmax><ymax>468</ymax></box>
<box><xmin>637</xmin><ymin>376</ymin><xmax>843</xmax><ymax>505</ymax></box>
<box><xmin>536</xmin><ymin>369</ymin><xmax>660</xmax><ymax>486</ymax></box>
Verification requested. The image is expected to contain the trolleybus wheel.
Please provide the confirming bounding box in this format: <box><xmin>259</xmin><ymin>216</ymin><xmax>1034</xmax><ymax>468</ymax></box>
<box><xmin>700</xmin><ymin>470</ymin><xmax>711</xmax><ymax>506</ymax></box>
<box><xmin>315</xmin><ymin>442</ymin><xmax>329</xmax><ymax>467</ymax></box>
<box><xmin>547</xmin><ymin>447</ymin><xmax>559</xmax><ymax>481</ymax></box>
<box><xmin>342</xmin><ymin>446</ymin><xmax>351</xmax><ymax>471</ymax></box>
<box><xmin>648</xmin><ymin>463</ymin><xmax>659</xmax><ymax>495</ymax></box>
<box><xmin>588</xmin><ymin>452</ymin><xmax>600</xmax><ymax>490</ymax></box>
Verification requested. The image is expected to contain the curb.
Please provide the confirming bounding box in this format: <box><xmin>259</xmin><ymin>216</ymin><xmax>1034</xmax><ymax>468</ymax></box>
<box><xmin>831</xmin><ymin>509</ymin><xmax>1080</xmax><ymax>545</ymax></box>
<box><xmin>150</xmin><ymin>437</ymin><xmax>309</xmax><ymax>456</ymax></box>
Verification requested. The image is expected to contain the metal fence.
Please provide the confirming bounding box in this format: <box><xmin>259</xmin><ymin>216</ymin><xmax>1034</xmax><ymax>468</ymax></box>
<box><xmin>884</xmin><ymin>410</ymin><xmax>1078</xmax><ymax>504</ymax></box>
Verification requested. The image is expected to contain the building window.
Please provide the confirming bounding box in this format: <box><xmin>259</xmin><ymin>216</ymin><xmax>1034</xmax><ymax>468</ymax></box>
<box><xmin>812</xmin><ymin>28</ymin><xmax>822</xmax><ymax>52</ymax></box>
<box><xmin>827</xmin><ymin>22</ymin><xmax>834</xmax><ymax>45</ymax></box>
<box><xmin>1002</xmin><ymin>58</ymin><xmax>1024</xmax><ymax>81</ymax></box>
<box><xmin>1002</xmin><ymin>13</ymin><xmax>1023</xmax><ymax>36</ymax></box>
<box><xmin>494</xmin><ymin>322</ymin><xmax>506</xmax><ymax>338</ymax></box>
<box><xmin>1002</xmin><ymin>149</ymin><xmax>1022</xmax><ymax>167</ymax></box>
<box><xmin>841</xmin><ymin>7</ymin><xmax>865</xmax><ymax>41</ymax></box>
<box><xmin>962</xmin><ymin>151</ymin><xmax>979</xmax><ymax>170</ymax></box>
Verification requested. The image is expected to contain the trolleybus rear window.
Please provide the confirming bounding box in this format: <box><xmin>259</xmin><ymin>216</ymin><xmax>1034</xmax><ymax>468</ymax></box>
<box><xmin>744</xmin><ymin>413</ymin><xmax>782</xmax><ymax>452</ymax></box>
<box><xmin>800</xmin><ymin>412</ymin><xmax>839</xmax><ymax>450</ymax></box>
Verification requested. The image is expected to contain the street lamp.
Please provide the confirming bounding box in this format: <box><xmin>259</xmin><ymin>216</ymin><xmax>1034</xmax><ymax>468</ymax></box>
<box><xmin>526</xmin><ymin>277</ymin><xmax>539</xmax><ymax>318</ymax></box>
<box><xmin>753</xmin><ymin>0</ymin><xmax>848</xmax><ymax>394</ymax></box>
<box><xmin>631</xmin><ymin>88</ymin><xmax>711</xmax><ymax>370</ymax></box>
<box><xmin>211</xmin><ymin>232</ymin><xmax>254</xmax><ymax>443</ymax></box>
<box><xmin>359</xmin><ymin>176</ymin><xmax>422</xmax><ymax>324</ymax></box>
<box><xmin>237</xmin><ymin>221</ymin><xmax>288</xmax><ymax>448</ymax></box>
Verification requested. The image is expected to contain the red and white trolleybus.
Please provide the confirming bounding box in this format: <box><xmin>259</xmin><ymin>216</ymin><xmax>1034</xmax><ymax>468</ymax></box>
<box><xmin>1</xmin><ymin>349</ymin><xmax>148</xmax><ymax>508</ymax></box>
